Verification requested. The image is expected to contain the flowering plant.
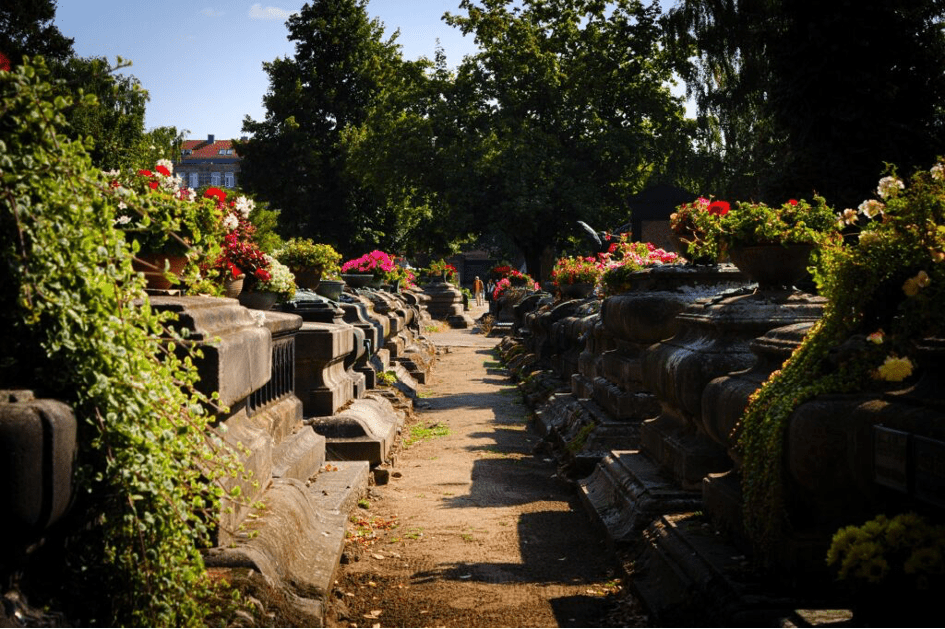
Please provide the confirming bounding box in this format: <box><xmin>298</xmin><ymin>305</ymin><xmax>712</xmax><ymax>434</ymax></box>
<box><xmin>738</xmin><ymin>164</ymin><xmax>945</xmax><ymax>562</ymax></box>
<box><xmin>425</xmin><ymin>259</ymin><xmax>458</xmax><ymax>283</ymax></box>
<box><xmin>489</xmin><ymin>264</ymin><xmax>514</xmax><ymax>281</ymax></box>
<box><xmin>715</xmin><ymin>197</ymin><xmax>839</xmax><ymax>251</ymax></box>
<box><xmin>111</xmin><ymin>161</ymin><xmax>223</xmax><ymax>257</ymax></box>
<box><xmin>827</xmin><ymin>513</ymin><xmax>945</xmax><ymax>588</ymax></box>
<box><xmin>208</xmin><ymin>190</ymin><xmax>270</xmax><ymax>285</ymax></box>
<box><xmin>274</xmin><ymin>239</ymin><xmax>341</xmax><ymax>275</ymax></box>
<box><xmin>670</xmin><ymin>197</ymin><xmax>730</xmax><ymax>262</ymax></box>
<box><xmin>551</xmin><ymin>256</ymin><xmax>604</xmax><ymax>286</ymax></box>
<box><xmin>341</xmin><ymin>250</ymin><xmax>398</xmax><ymax>281</ymax></box>
<box><xmin>492</xmin><ymin>271</ymin><xmax>539</xmax><ymax>300</ymax></box>
<box><xmin>600</xmin><ymin>237</ymin><xmax>680</xmax><ymax>295</ymax></box>
<box><xmin>252</xmin><ymin>255</ymin><xmax>296</xmax><ymax>301</ymax></box>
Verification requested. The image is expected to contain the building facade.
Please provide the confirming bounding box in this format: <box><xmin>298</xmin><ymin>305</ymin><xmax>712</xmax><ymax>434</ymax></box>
<box><xmin>173</xmin><ymin>134</ymin><xmax>241</xmax><ymax>190</ymax></box>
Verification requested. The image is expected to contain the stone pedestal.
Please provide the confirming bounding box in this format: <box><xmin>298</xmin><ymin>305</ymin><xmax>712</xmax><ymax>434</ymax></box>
<box><xmin>423</xmin><ymin>280</ymin><xmax>474</xmax><ymax>328</ymax></box>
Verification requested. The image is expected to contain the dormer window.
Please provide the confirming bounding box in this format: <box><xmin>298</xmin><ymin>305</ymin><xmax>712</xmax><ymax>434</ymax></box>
<box><xmin>218</xmin><ymin>149</ymin><xmax>226</xmax><ymax>155</ymax></box>
<box><xmin>183</xmin><ymin>149</ymin><xmax>192</xmax><ymax>155</ymax></box>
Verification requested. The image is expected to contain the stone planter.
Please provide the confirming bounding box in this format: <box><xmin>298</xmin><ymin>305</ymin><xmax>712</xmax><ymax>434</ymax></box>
<box><xmin>341</xmin><ymin>273</ymin><xmax>374</xmax><ymax>288</ymax></box>
<box><xmin>727</xmin><ymin>244</ymin><xmax>814</xmax><ymax>290</ymax></box>
<box><xmin>560</xmin><ymin>282</ymin><xmax>595</xmax><ymax>299</ymax></box>
<box><xmin>315</xmin><ymin>279</ymin><xmax>345</xmax><ymax>301</ymax></box>
<box><xmin>239</xmin><ymin>290</ymin><xmax>279</xmax><ymax>310</ymax></box>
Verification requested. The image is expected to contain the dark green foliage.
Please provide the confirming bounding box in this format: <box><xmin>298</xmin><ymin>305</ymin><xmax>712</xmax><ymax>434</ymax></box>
<box><xmin>0</xmin><ymin>0</ymin><xmax>74</xmax><ymax>66</ymax></box>
<box><xmin>239</xmin><ymin>0</ymin><xmax>411</xmax><ymax>255</ymax></box>
<box><xmin>1</xmin><ymin>58</ymin><xmax>238</xmax><ymax>626</ymax></box>
<box><xmin>442</xmin><ymin>0</ymin><xmax>693</xmax><ymax>279</ymax></box>
<box><xmin>666</xmin><ymin>0</ymin><xmax>945</xmax><ymax>207</ymax></box>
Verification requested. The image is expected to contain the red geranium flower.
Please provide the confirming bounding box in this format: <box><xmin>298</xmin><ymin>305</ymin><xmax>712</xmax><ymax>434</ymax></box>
<box><xmin>707</xmin><ymin>200</ymin><xmax>730</xmax><ymax>216</ymax></box>
<box><xmin>204</xmin><ymin>187</ymin><xmax>226</xmax><ymax>203</ymax></box>
<box><xmin>138</xmin><ymin>169</ymin><xmax>153</xmax><ymax>177</ymax></box>
<box><xmin>155</xmin><ymin>165</ymin><xmax>171</xmax><ymax>177</ymax></box>
<box><xmin>148</xmin><ymin>181</ymin><xmax>159</xmax><ymax>190</ymax></box>
<box><xmin>0</xmin><ymin>52</ymin><xmax>11</xmax><ymax>72</ymax></box>
<box><xmin>788</xmin><ymin>199</ymin><xmax>798</xmax><ymax>205</ymax></box>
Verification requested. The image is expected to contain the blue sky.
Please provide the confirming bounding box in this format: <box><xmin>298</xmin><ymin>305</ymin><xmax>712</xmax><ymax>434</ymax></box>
<box><xmin>54</xmin><ymin>1</ymin><xmax>681</xmax><ymax>142</ymax></box>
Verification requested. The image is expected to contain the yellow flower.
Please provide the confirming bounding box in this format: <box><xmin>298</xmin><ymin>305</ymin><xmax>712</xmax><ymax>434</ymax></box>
<box><xmin>875</xmin><ymin>355</ymin><xmax>914</xmax><ymax>382</ymax></box>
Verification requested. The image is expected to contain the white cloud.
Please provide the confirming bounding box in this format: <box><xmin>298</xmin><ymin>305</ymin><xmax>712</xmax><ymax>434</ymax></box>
<box><xmin>248</xmin><ymin>3</ymin><xmax>295</xmax><ymax>20</ymax></box>
<box><xmin>200</xmin><ymin>8</ymin><xmax>225</xmax><ymax>17</ymax></box>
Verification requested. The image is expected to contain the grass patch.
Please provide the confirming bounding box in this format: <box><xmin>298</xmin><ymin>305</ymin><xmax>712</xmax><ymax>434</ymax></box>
<box><xmin>402</xmin><ymin>421</ymin><xmax>450</xmax><ymax>448</ymax></box>
<box><xmin>377</xmin><ymin>370</ymin><xmax>397</xmax><ymax>386</ymax></box>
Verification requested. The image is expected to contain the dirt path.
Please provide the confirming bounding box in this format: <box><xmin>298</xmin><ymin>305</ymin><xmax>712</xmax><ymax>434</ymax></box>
<box><xmin>326</xmin><ymin>307</ymin><xmax>646</xmax><ymax>628</ymax></box>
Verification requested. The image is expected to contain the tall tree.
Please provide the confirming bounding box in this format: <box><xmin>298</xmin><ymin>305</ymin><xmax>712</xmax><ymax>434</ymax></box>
<box><xmin>0</xmin><ymin>0</ymin><xmax>74</xmax><ymax>66</ymax></box>
<box><xmin>666</xmin><ymin>0</ymin><xmax>945</xmax><ymax>207</ymax></box>
<box><xmin>441</xmin><ymin>0</ymin><xmax>692</xmax><ymax>279</ymax></box>
<box><xmin>239</xmin><ymin>0</ymin><xmax>416</xmax><ymax>255</ymax></box>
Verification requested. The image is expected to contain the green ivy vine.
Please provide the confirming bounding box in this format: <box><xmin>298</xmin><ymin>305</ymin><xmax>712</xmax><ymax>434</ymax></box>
<box><xmin>736</xmin><ymin>163</ymin><xmax>945</xmax><ymax>565</ymax></box>
<box><xmin>1</xmin><ymin>58</ymin><xmax>244</xmax><ymax>625</ymax></box>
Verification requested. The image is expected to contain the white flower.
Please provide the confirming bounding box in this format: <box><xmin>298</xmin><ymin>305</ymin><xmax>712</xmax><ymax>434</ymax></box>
<box><xmin>117</xmin><ymin>201</ymin><xmax>127</xmax><ymax>210</ymax></box>
<box><xmin>931</xmin><ymin>164</ymin><xmax>945</xmax><ymax>181</ymax></box>
<box><xmin>222</xmin><ymin>213</ymin><xmax>239</xmax><ymax>231</ymax></box>
<box><xmin>877</xmin><ymin>176</ymin><xmax>904</xmax><ymax>199</ymax></box>
<box><xmin>102</xmin><ymin>169</ymin><xmax>120</xmax><ymax>178</ymax></box>
<box><xmin>858</xmin><ymin>199</ymin><xmax>885</xmax><ymax>219</ymax></box>
<box><xmin>156</xmin><ymin>159</ymin><xmax>173</xmax><ymax>174</ymax></box>
<box><xmin>839</xmin><ymin>208</ymin><xmax>859</xmax><ymax>225</ymax></box>
<box><xmin>234</xmin><ymin>195</ymin><xmax>254</xmax><ymax>219</ymax></box>
<box><xmin>114</xmin><ymin>215</ymin><xmax>131</xmax><ymax>225</ymax></box>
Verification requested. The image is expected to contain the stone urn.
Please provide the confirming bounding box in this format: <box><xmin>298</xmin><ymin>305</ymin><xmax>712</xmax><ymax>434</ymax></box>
<box><xmin>727</xmin><ymin>244</ymin><xmax>814</xmax><ymax>290</ymax></box>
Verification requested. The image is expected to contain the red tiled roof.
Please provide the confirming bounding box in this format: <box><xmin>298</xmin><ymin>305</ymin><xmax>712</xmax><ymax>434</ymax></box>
<box><xmin>180</xmin><ymin>139</ymin><xmax>240</xmax><ymax>160</ymax></box>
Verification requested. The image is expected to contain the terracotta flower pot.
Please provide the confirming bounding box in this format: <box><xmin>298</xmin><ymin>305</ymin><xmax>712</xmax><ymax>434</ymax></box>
<box><xmin>132</xmin><ymin>253</ymin><xmax>187</xmax><ymax>290</ymax></box>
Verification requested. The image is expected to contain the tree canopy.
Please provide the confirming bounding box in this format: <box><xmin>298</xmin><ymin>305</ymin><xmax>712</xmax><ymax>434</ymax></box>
<box><xmin>666</xmin><ymin>0</ymin><xmax>945</xmax><ymax>207</ymax></box>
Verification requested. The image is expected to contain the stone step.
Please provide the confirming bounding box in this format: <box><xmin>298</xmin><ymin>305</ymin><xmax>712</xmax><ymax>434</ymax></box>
<box><xmin>628</xmin><ymin>512</ymin><xmax>846</xmax><ymax>626</ymax></box>
<box><xmin>309</xmin><ymin>393</ymin><xmax>405</xmax><ymax>466</ymax></box>
<box><xmin>578</xmin><ymin>450</ymin><xmax>700</xmax><ymax>545</ymax></box>
<box><xmin>271</xmin><ymin>426</ymin><xmax>326</xmax><ymax>481</ymax></box>
<box><xmin>203</xmin><ymin>462</ymin><xmax>369</xmax><ymax>625</ymax></box>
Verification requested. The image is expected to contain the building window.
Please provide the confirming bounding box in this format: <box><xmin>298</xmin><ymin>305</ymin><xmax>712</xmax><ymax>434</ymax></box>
<box><xmin>211</xmin><ymin>172</ymin><xmax>221</xmax><ymax>186</ymax></box>
<box><xmin>224</xmin><ymin>172</ymin><xmax>235</xmax><ymax>188</ymax></box>
<box><xmin>189</xmin><ymin>172</ymin><xmax>199</xmax><ymax>189</ymax></box>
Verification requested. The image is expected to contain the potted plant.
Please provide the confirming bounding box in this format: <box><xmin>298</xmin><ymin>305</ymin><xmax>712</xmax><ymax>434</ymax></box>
<box><xmin>551</xmin><ymin>255</ymin><xmax>603</xmax><ymax>299</ymax></box>
<box><xmin>112</xmin><ymin>161</ymin><xmax>224</xmax><ymax>290</ymax></box>
<box><xmin>826</xmin><ymin>513</ymin><xmax>944</xmax><ymax>622</ymax></box>
<box><xmin>425</xmin><ymin>259</ymin><xmax>458</xmax><ymax>284</ymax></box>
<box><xmin>599</xmin><ymin>240</ymin><xmax>681</xmax><ymax>296</ymax></box>
<box><xmin>714</xmin><ymin>197</ymin><xmax>839</xmax><ymax>289</ymax></box>
<box><xmin>669</xmin><ymin>197</ymin><xmax>730</xmax><ymax>264</ymax></box>
<box><xmin>274</xmin><ymin>239</ymin><xmax>341</xmax><ymax>290</ymax></box>
<box><xmin>239</xmin><ymin>255</ymin><xmax>296</xmax><ymax>309</ymax></box>
<box><xmin>340</xmin><ymin>250</ymin><xmax>398</xmax><ymax>288</ymax></box>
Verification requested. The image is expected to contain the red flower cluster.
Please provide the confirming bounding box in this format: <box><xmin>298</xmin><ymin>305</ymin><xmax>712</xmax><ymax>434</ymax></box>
<box><xmin>707</xmin><ymin>200</ymin><xmax>730</xmax><ymax>216</ymax></box>
<box><xmin>204</xmin><ymin>187</ymin><xmax>226</xmax><ymax>206</ymax></box>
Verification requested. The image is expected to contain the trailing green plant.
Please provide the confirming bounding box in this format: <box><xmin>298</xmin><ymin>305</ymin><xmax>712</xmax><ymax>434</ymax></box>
<box><xmin>1</xmin><ymin>57</ymin><xmax>245</xmax><ymax>626</ymax></box>
<box><xmin>735</xmin><ymin>164</ymin><xmax>945</xmax><ymax>565</ymax></box>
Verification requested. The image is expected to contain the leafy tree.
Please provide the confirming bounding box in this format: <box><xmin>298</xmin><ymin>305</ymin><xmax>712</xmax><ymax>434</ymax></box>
<box><xmin>442</xmin><ymin>0</ymin><xmax>692</xmax><ymax>279</ymax></box>
<box><xmin>0</xmin><ymin>0</ymin><xmax>74</xmax><ymax>66</ymax></box>
<box><xmin>240</xmin><ymin>0</ymin><xmax>417</xmax><ymax>256</ymax></box>
<box><xmin>666</xmin><ymin>0</ymin><xmax>945</xmax><ymax>207</ymax></box>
